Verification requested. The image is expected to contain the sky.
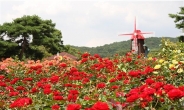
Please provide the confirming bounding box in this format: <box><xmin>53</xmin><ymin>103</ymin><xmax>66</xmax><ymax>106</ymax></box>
<box><xmin>0</xmin><ymin>0</ymin><xmax>184</xmax><ymax>47</ymax></box>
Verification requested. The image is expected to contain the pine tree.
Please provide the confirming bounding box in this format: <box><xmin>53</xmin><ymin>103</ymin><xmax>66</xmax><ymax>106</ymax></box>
<box><xmin>0</xmin><ymin>15</ymin><xmax>65</xmax><ymax>60</ymax></box>
<box><xmin>169</xmin><ymin>7</ymin><xmax>184</xmax><ymax>29</ymax></box>
<box><xmin>169</xmin><ymin>7</ymin><xmax>184</xmax><ymax>42</ymax></box>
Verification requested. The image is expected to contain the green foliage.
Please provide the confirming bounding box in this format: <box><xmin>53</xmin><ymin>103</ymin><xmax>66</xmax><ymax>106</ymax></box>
<box><xmin>169</xmin><ymin>6</ymin><xmax>184</xmax><ymax>43</ymax></box>
<box><xmin>0</xmin><ymin>15</ymin><xmax>64</xmax><ymax>60</ymax></box>
<box><xmin>169</xmin><ymin>7</ymin><xmax>184</xmax><ymax>29</ymax></box>
<box><xmin>158</xmin><ymin>38</ymin><xmax>184</xmax><ymax>61</ymax></box>
<box><xmin>0</xmin><ymin>40</ymin><xmax>19</xmax><ymax>59</ymax></box>
<box><xmin>178</xmin><ymin>36</ymin><xmax>184</xmax><ymax>42</ymax></box>
<box><xmin>64</xmin><ymin>45</ymin><xmax>80</xmax><ymax>58</ymax></box>
<box><xmin>27</xmin><ymin>45</ymin><xmax>53</xmax><ymax>60</ymax></box>
<box><xmin>72</xmin><ymin>37</ymin><xmax>178</xmax><ymax>57</ymax></box>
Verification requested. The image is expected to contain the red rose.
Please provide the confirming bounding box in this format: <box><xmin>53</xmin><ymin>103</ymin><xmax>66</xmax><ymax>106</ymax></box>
<box><xmin>10</xmin><ymin>97</ymin><xmax>32</xmax><ymax>108</ymax></box>
<box><xmin>167</xmin><ymin>88</ymin><xmax>184</xmax><ymax>100</ymax></box>
<box><xmin>70</xmin><ymin>67</ymin><xmax>78</xmax><ymax>73</ymax></box>
<box><xmin>143</xmin><ymin>87</ymin><xmax>156</xmax><ymax>95</ymax></box>
<box><xmin>59</xmin><ymin>62</ymin><xmax>67</xmax><ymax>68</ymax></box>
<box><xmin>0</xmin><ymin>75</ymin><xmax>5</xmax><ymax>80</ymax></box>
<box><xmin>116</xmin><ymin>72</ymin><xmax>124</xmax><ymax>80</ymax></box>
<box><xmin>69</xmin><ymin>90</ymin><xmax>79</xmax><ymax>95</ymax></box>
<box><xmin>82</xmin><ymin>78</ymin><xmax>90</xmax><ymax>84</ymax></box>
<box><xmin>128</xmin><ymin>70</ymin><xmax>140</xmax><ymax>77</ymax></box>
<box><xmin>126</xmin><ymin>94</ymin><xmax>139</xmax><ymax>102</ymax></box>
<box><xmin>6</xmin><ymin>86</ymin><xmax>15</xmax><ymax>92</ymax></box>
<box><xmin>111</xmin><ymin>85</ymin><xmax>119</xmax><ymax>90</ymax></box>
<box><xmin>16</xmin><ymin>86</ymin><xmax>26</xmax><ymax>91</ymax></box>
<box><xmin>144</xmin><ymin>66</ymin><xmax>154</xmax><ymax>74</ymax></box>
<box><xmin>94</xmin><ymin>54</ymin><xmax>100</xmax><ymax>58</ymax></box>
<box><xmin>128</xmin><ymin>88</ymin><xmax>139</xmax><ymax>95</ymax></box>
<box><xmin>53</xmin><ymin>90</ymin><xmax>62</xmax><ymax>96</ymax></box>
<box><xmin>96</xmin><ymin>82</ymin><xmax>106</xmax><ymax>89</ymax></box>
<box><xmin>145</xmin><ymin>78</ymin><xmax>155</xmax><ymax>85</ymax></box>
<box><xmin>126</xmin><ymin>57</ymin><xmax>132</xmax><ymax>62</ymax></box>
<box><xmin>91</xmin><ymin>101</ymin><xmax>109</xmax><ymax>110</ymax></box>
<box><xmin>155</xmin><ymin>88</ymin><xmax>163</xmax><ymax>96</ymax></box>
<box><xmin>0</xmin><ymin>81</ymin><xmax>6</xmax><ymax>87</ymax></box>
<box><xmin>52</xmin><ymin>104</ymin><xmax>60</xmax><ymax>110</ymax></box>
<box><xmin>10</xmin><ymin>78</ymin><xmax>19</xmax><ymax>85</ymax></box>
<box><xmin>43</xmin><ymin>88</ymin><xmax>52</xmax><ymax>94</ymax></box>
<box><xmin>151</xmin><ymin>82</ymin><xmax>164</xmax><ymax>90</ymax></box>
<box><xmin>179</xmin><ymin>86</ymin><xmax>184</xmax><ymax>91</ymax></box>
<box><xmin>81</xmin><ymin>58</ymin><xmax>88</xmax><ymax>63</ymax></box>
<box><xmin>53</xmin><ymin>96</ymin><xmax>63</xmax><ymax>100</ymax></box>
<box><xmin>109</xmin><ymin>78</ymin><xmax>117</xmax><ymax>83</ymax></box>
<box><xmin>67</xmin><ymin>104</ymin><xmax>81</xmax><ymax>110</ymax></box>
<box><xmin>67</xmin><ymin>94</ymin><xmax>78</xmax><ymax>102</ymax></box>
<box><xmin>23</xmin><ymin>77</ymin><xmax>33</xmax><ymax>81</ymax></box>
<box><xmin>163</xmin><ymin>84</ymin><xmax>176</xmax><ymax>93</ymax></box>
<box><xmin>43</xmin><ymin>84</ymin><xmax>51</xmax><ymax>89</ymax></box>
<box><xmin>82</xmin><ymin>52</ymin><xmax>90</xmax><ymax>58</ymax></box>
<box><xmin>50</xmin><ymin>75</ymin><xmax>59</xmax><ymax>83</ymax></box>
<box><xmin>31</xmin><ymin>87</ymin><xmax>38</xmax><ymax>93</ymax></box>
<box><xmin>9</xmin><ymin>91</ymin><xmax>19</xmax><ymax>97</ymax></box>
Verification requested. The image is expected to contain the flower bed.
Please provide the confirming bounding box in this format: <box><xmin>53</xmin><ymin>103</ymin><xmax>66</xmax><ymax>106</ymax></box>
<box><xmin>0</xmin><ymin>39</ymin><xmax>184</xmax><ymax>110</ymax></box>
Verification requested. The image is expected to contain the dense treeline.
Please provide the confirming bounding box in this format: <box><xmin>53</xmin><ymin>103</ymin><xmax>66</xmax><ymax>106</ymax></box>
<box><xmin>72</xmin><ymin>37</ymin><xmax>178</xmax><ymax>57</ymax></box>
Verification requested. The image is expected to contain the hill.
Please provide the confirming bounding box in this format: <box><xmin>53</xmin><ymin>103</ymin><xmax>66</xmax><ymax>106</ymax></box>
<box><xmin>71</xmin><ymin>37</ymin><xmax>178</xmax><ymax>57</ymax></box>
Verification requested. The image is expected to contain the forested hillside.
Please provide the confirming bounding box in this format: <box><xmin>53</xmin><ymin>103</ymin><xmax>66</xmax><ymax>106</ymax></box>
<box><xmin>72</xmin><ymin>37</ymin><xmax>178</xmax><ymax>57</ymax></box>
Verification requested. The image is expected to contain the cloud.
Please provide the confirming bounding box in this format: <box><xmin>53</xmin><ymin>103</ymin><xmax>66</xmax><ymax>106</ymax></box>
<box><xmin>85</xmin><ymin>37</ymin><xmax>112</xmax><ymax>47</ymax></box>
<box><xmin>0</xmin><ymin>0</ymin><xmax>72</xmax><ymax>23</ymax></box>
<box><xmin>13</xmin><ymin>0</ymin><xmax>71</xmax><ymax>14</ymax></box>
<box><xmin>0</xmin><ymin>0</ymin><xmax>183</xmax><ymax>47</ymax></box>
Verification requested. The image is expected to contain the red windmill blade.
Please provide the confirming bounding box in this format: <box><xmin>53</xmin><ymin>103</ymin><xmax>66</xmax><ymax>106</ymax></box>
<box><xmin>140</xmin><ymin>32</ymin><xmax>153</xmax><ymax>34</ymax></box>
<box><xmin>119</xmin><ymin>17</ymin><xmax>138</xmax><ymax>52</ymax></box>
<box><xmin>119</xmin><ymin>17</ymin><xmax>152</xmax><ymax>53</ymax></box>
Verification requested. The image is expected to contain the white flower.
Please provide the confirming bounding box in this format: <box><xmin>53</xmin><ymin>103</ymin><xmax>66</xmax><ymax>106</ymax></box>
<box><xmin>172</xmin><ymin>60</ymin><xmax>178</xmax><ymax>65</ymax></box>
<box><xmin>162</xmin><ymin>48</ymin><xmax>165</xmax><ymax>52</ymax></box>
<box><xmin>154</xmin><ymin>65</ymin><xmax>161</xmax><ymax>69</ymax></box>
<box><xmin>177</xmin><ymin>68</ymin><xmax>183</xmax><ymax>73</ymax></box>
<box><xmin>177</xmin><ymin>50</ymin><xmax>181</xmax><ymax>53</ymax></box>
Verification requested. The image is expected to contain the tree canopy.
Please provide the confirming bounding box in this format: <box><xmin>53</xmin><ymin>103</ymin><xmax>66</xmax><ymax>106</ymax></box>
<box><xmin>169</xmin><ymin>7</ymin><xmax>184</xmax><ymax>42</ymax></box>
<box><xmin>169</xmin><ymin>7</ymin><xmax>184</xmax><ymax>29</ymax></box>
<box><xmin>0</xmin><ymin>15</ymin><xmax>64</xmax><ymax>60</ymax></box>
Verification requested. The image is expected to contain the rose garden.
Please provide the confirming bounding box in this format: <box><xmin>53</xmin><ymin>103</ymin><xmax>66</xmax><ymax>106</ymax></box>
<box><xmin>0</xmin><ymin>39</ymin><xmax>183</xmax><ymax>110</ymax></box>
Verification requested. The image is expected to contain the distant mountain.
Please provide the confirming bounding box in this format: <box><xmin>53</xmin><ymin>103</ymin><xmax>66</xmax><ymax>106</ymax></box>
<box><xmin>71</xmin><ymin>37</ymin><xmax>178</xmax><ymax>57</ymax></box>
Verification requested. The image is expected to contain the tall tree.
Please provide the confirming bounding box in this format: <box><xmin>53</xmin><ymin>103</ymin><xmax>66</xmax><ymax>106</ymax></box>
<box><xmin>169</xmin><ymin>7</ymin><xmax>184</xmax><ymax>42</ymax></box>
<box><xmin>0</xmin><ymin>15</ymin><xmax>64</xmax><ymax>60</ymax></box>
<box><xmin>169</xmin><ymin>7</ymin><xmax>184</xmax><ymax>29</ymax></box>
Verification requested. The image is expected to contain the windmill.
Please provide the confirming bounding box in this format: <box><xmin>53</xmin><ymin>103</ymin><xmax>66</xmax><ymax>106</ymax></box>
<box><xmin>119</xmin><ymin>17</ymin><xmax>152</xmax><ymax>54</ymax></box>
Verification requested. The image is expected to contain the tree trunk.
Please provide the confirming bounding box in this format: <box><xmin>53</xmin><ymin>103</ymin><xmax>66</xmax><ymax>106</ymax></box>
<box><xmin>19</xmin><ymin>36</ymin><xmax>27</xmax><ymax>60</ymax></box>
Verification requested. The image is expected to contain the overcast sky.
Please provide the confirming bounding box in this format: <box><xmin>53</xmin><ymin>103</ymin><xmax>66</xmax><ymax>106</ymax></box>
<box><xmin>0</xmin><ymin>0</ymin><xmax>183</xmax><ymax>47</ymax></box>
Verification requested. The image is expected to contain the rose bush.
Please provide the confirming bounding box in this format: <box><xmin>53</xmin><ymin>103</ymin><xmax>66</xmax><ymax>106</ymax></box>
<box><xmin>0</xmin><ymin>39</ymin><xmax>183</xmax><ymax>110</ymax></box>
